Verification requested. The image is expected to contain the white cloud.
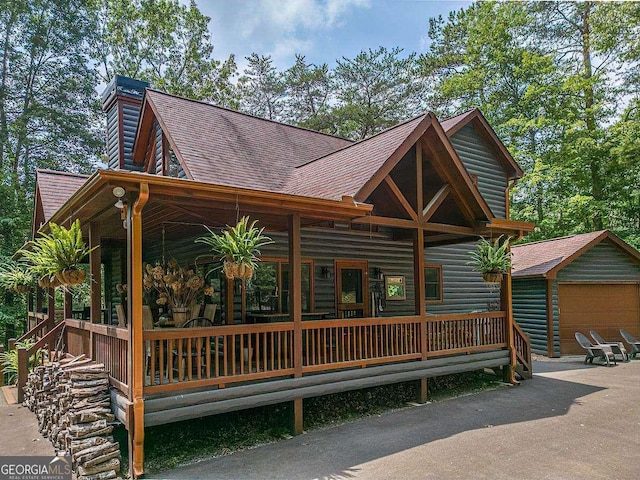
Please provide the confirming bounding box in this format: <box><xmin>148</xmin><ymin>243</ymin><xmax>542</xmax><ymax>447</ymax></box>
<box><xmin>201</xmin><ymin>0</ymin><xmax>371</xmax><ymax>68</ymax></box>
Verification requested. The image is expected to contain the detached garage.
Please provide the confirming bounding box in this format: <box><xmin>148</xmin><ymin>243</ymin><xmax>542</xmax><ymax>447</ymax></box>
<box><xmin>511</xmin><ymin>230</ymin><xmax>640</xmax><ymax>356</ymax></box>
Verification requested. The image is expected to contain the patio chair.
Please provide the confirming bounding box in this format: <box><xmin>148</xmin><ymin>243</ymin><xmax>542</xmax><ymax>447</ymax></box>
<box><xmin>589</xmin><ymin>330</ymin><xmax>629</xmax><ymax>362</ymax></box>
<box><xmin>574</xmin><ymin>332</ymin><xmax>616</xmax><ymax>366</ymax></box>
<box><xmin>619</xmin><ymin>329</ymin><xmax>640</xmax><ymax>359</ymax></box>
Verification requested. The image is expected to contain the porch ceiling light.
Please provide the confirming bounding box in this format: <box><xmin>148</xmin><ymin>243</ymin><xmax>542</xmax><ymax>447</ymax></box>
<box><xmin>113</xmin><ymin>186</ymin><xmax>126</xmax><ymax>209</ymax></box>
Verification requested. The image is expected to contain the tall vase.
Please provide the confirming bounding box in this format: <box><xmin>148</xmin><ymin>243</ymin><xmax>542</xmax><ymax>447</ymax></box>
<box><xmin>172</xmin><ymin>306</ymin><xmax>190</xmax><ymax>327</ymax></box>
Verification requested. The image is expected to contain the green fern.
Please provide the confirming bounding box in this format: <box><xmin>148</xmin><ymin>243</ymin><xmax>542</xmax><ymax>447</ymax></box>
<box><xmin>468</xmin><ymin>235</ymin><xmax>512</xmax><ymax>274</ymax></box>
<box><xmin>196</xmin><ymin>216</ymin><xmax>274</xmax><ymax>269</ymax></box>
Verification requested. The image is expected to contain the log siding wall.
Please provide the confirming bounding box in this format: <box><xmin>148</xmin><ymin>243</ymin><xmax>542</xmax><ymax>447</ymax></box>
<box><xmin>449</xmin><ymin>125</ymin><xmax>508</xmax><ymax>219</ymax></box>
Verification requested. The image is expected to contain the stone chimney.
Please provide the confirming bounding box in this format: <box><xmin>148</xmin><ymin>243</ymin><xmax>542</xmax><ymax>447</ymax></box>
<box><xmin>101</xmin><ymin>75</ymin><xmax>149</xmax><ymax>171</ymax></box>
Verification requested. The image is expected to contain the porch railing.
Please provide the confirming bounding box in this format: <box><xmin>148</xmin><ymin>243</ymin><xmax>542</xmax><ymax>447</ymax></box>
<box><xmin>142</xmin><ymin>311</ymin><xmax>508</xmax><ymax>394</ymax></box>
<box><xmin>64</xmin><ymin>319</ymin><xmax>129</xmax><ymax>393</ymax></box>
<box><xmin>18</xmin><ymin>312</ymin><xmax>54</xmax><ymax>343</ymax></box>
<box><xmin>513</xmin><ymin>321</ymin><xmax>532</xmax><ymax>378</ymax></box>
<box><xmin>16</xmin><ymin>311</ymin><xmax>509</xmax><ymax>398</ymax></box>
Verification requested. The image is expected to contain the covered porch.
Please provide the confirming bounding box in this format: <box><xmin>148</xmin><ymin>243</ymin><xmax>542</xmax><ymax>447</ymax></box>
<box><xmin>21</xmin><ymin>165</ymin><xmax>532</xmax><ymax>476</ymax></box>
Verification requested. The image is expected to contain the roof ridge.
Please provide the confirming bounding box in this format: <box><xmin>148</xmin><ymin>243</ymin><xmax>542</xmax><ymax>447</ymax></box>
<box><xmin>146</xmin><ymin>88</ymin><xmax>352</xmax><ymax>143</ymax></box>
<box><xmin>37</xmin><ymin>169</ymin><xmax>90</xmax><ymax>178</ymax></box>
<box><xmin>295</xmin><ymin>113</ymin><xmax>428</xmax><ymax>169</ymax></box>
<box><xmin>440</xmin><ymin>107</ymin><xmax>478</xmax><ymax>123</ymax></box>
<box><xmin>513</xmin><ymin>230</ymin><xmax>608</xmax><ymax>248</ymax></box>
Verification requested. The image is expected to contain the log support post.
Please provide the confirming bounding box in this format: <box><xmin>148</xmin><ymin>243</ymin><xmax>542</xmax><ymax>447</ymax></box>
<box><xmin>48</xmin><ymin>287</ymin><xmax>56</xmax><ymax>328</ymax></box>
<box><xmin>127</xmin><ymin>183</ymin><xmax>149</xmax><ymax>478</ymax></box>
<box><xmin>17</xmin><ymin>347</ymin><xmax>27</xmax><ymax>403</ymax></box>
<box><xmin>414</xmin><ymin>228</ymin><xmax>428</xmax><ymax>403</ymax></box>
<box><xmin>289</xmin><ymin>213</ymin><xmax>303</xmax><ymax>434</ymax></box>
<box><xmin>501</xmin><ymin>258</ymin><xmax>518</xmax><ymax>385</ymax></box>
<box><xmin>90</xmin><ymin>222</ymin><xmax>102</xmax><ymax>324</ymax></box>
<box><xmin>414</xmin><ymin>143</ymin><xmax>428</xmax><ymax>404</ymax></box>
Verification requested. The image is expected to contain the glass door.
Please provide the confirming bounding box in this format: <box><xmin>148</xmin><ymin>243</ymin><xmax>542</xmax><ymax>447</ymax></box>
<box><xmin>335</xmin><ymin>260</ymin><xmax>369</xmax><ymax>318</ymax></box>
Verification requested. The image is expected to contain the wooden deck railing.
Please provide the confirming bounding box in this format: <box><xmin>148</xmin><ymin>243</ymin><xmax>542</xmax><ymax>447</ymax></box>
<box><xmin>64</xmin><ymin>319</ymin><xmax>129</xmax><ymax>393</ymax></box>
<box><xmin>141</xmin><ymin>311</ymin><xmax>508</xmax><ymax>394</ymax></box>
<box><xmin>16</xmin><ymin>312</ymin><xmax>509</xmax><ymax>398</ymax></box>
<box><xmin>143</xmin><ymin>323</ymin><xmax>295</xmax><ymax>394</ymax></box>
<box><xmin>17</xmin><ymin>321</ymin><xmax>66</xmax><ymax>403</ymax></box>
<box><xmin>18</xmin><ymin>312</ymin><xmax>54</xmax><ymax>343</ymax></box>
<box><xmin>302</xmin><ymin>317</ymin><xmax>422</xmax><ymax>372</ymax></box>
<box><xmin>513</xmin><ymin>321</ymin><xmax>532</xmax><ymax>378</ymax></box>
<box><xmin>426</xmin><ymin>312</ymin><xmax>507</xmax><ymax>356</ymax></box>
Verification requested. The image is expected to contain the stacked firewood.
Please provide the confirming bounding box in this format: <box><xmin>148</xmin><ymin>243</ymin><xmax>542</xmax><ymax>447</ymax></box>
<box><xmin>23</xmin><ymin>355</ymin><xmax>123</xmax><ymax>480</ymax></box>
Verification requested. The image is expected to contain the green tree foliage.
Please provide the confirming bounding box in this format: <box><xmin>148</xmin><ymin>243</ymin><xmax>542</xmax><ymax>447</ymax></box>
<box><xmin>283</xmin><ymin>54</ymin><xmax>333</xmax><ymax>131</ymax></box>
<box><xmin>238</xmin><ymin>53</ymin><xmax>285</xmax><ymax>121</ymax></box>
<box><xmin>332</xmin><ymin>47</ymin><xmax>420</xmax><ymax>139</ymax></box>
<box><xmin>0</xmin><ymin>0</ymin><xmax>101</xmax><ymax>340</ymax></box>
<box><xmin>93</xmin><ymin>0</ymin><xmax>238</xmax><ymax>107</ymax></box>
<box><xmin>419</xmin><ymin>1</ymin><xmax>640</xmax><ymax>246</ymax></box>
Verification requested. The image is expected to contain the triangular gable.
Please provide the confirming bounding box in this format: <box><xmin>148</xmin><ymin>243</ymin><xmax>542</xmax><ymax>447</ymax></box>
<box><xmin>442</xmin><ymin>108</ymin><xmax>523</xmax><ymax>180</ymax></box>
<box><xmin>33</xmin><ymin>170</ymin><xmax>88</xmax><ymax>235</ymax></box>
<box><xmin>287</xmin><ymin>113</ymin><xmax>494</xmax><ymax>223</ymax></box>
<box><xmin>512</xmin><ymin>230</ymin><xmax>640</xmax><ymax>278</ymax></box>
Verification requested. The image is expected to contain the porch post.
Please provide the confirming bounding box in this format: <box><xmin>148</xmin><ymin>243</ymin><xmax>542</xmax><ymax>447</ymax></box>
<box><xmin>35</xmin><ymin>286</ymin><xmax>43</xmax><ymax>313</ymax></box>
<box><xmin>502</xmin><ymin>264</ymin><xmax>517</xmax><ymax>384</ymax></box>
<box><xmin>89</xmin><ymin>222</ymin><xmax>102</xmax><ymax>324</ymax></box>
<box><xmin>414</xmin><ymin>228</ymin><xmax>428</xmax><ymax>403</ymax></box>
<box><xmin>47</xmin><ymin>287</ymin><xmax>56</xmax><ymax>329</ymax></box>
<box><xmin>63</xmin><ymin>290</ymin><xmax>72</xmax><ymax>320</ymax></box>
<box><xmin>288</xmin><ymin>213</ymin><xmax>303</xmax><ymax>434</ymax></box>
<box><xmin>128</xmin><ymin>183</ymin><xmax>149</xmax><ymax>478</ymax></box>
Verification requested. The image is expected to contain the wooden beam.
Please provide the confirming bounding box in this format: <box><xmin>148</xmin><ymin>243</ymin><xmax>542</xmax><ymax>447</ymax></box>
<box><xmin>422</xmin><ymin>184</ymin><xmax>451</xmax><ymax>221</ymax></box>
<box><xmin>288</xmin><ymin>213</ymin><xmax>303</xmax><ymax>435</ymax></box>
<box><xmin>546</xmin><ymin>279</ymin><xmax>555</xmax><ymax>358</ymax></box>
<box><xmin>64</xmin><ymin>290</ymin><xmax>72</xmax><ymax>320</ymax></box>
<box><xmin>89</xmin><ymin>222</ymin><xmax>102</xmax><ymax>324</ymax></box>
<box><xmin>383</xmin><ymin>176</ymin><xmax>418</xmax><ymax>221</ymax></box>
<box><xmin>128</xmin><ymin>183</ymin><xmax>149</xmax><ymax>478</ymax></box>
<box><xmin>414</xmin><ymin>230</ymin><xmax>426</xmax><ymax>317</ymax></box>
<box><xmin>422</xmin><ymin>142</ymin><xmax>478</xmax><ymax>225</ymax></box>
<box><xmin>352</xmin><ymin>215</ymin><xmax>419</xmax><ymax>229</ymax></box>
<box><xmin>416</xmin><ymin>142</ymin><xmax>424</xmax><ymax>215</ymax></box>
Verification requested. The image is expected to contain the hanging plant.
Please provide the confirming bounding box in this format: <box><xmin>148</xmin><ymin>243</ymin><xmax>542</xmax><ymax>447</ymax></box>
<box><xmin>20</xmin><ymin>220</ymin><xmax>96</xmax><ymax>287</ymax></box>
<box><xmin>0</xmin><ymin>260</ymin><xmax>34</xmax><ymax>294</ymax></box>
<box><xmin>195</xmin><ymin>216</ymin><xmax>274</xmax><ymax>280</ymax></box>
<box><xmin>467</xmin><ymin>235</ymin><xmax>512</xmax><ymax>284</ymax></box>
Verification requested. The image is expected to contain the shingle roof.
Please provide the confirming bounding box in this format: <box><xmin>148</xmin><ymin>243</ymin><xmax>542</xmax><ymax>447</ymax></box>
<box><xmin>36</xmin><ymin>170</ymin><xmax>89</xmax><ymax>222</ymax></box>
<box><xmin>511</xmin><ymin>231</ymin><xmax>607</xmax><ymax>277</ymax></box>
<box><xmin>146</xmin><ymin>90</ymin><xmax>352</xmax><ymax>192</ymax></box>
<box><xmin>440</xmin><ymin>109</ymin><xmax>476</xmax><ymax>132</ymax></box>
<box><xmin>284</xmin><ymin>115</ymin><xmax>428</xmax><ymax>200</ymax></box>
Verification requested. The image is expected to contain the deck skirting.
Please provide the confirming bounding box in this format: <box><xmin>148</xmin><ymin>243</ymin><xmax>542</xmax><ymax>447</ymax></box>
<box><xmin>144</xmin><ymin>349</ymin><xmax>509</xmax><ymax>427</ymax></box>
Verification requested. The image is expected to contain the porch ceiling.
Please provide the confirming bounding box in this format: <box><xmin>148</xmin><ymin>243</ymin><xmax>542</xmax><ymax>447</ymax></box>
<box><xmin>45</xmin><ymin>169</ymin><xmax>374</xmax><ymax>241</ymax></box>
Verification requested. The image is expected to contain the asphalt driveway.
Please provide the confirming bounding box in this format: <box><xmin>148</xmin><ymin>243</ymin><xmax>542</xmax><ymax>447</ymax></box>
<box><xmin>153</xmin><ymin>356</ymin><xmax>640</xmax><ymax>480</ymax></box>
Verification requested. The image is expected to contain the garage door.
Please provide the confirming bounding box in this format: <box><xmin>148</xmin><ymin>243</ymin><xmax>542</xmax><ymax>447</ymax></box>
<box><xmin>559</xmin><ymin>284</ymin><xmax>640</xmax><ymax>355</ymax></box>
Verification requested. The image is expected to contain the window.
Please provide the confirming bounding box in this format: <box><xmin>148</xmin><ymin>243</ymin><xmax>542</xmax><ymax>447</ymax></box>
<box><xmin>424</xmin><ymin>265</ymin><xmax>442</xmax><ymax>303</ymax></box>
<box><xmin>246</xmin><ymin>260</ymin><xmax>313</xmax><ymax>313</ymax></box>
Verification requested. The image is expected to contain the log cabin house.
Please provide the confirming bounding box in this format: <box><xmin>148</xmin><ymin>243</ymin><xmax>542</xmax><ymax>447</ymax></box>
<box><xmin>20</xmin><ymin>76</ymin><xmax>534</xmax><ymax>477</ymax></box>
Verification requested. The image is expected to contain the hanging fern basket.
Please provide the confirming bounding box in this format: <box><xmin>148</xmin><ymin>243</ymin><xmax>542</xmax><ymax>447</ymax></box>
<box><xmin>482</xmin><ymin>272</ymin><xmax>504</xmax><ymax>284</ymax></box>
<box><xmin>38</xmin><ymin>274</ymin><xmax>61</xmax><ymax>289</ymax></box>
<box><xmin>223</xmin><ymin>261</ymin><xmax>254</xmax><ymax>280</ymax></box>
<box><xmin>56</xmin><ymin>268</ymin><xmax>87</xmax><ymax>286</ymax></box>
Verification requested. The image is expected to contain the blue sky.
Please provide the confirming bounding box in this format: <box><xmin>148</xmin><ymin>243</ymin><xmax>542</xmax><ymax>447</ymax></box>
<box><xmin>196</xmin><ymin>0</ymin><xmax>472</xmax><ymax>71</ymax></box>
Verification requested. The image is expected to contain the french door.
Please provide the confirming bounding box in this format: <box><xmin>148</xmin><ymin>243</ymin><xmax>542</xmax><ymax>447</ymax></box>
<box><xmin>335</xmin><ymin>259</ymin><xmax>369</xmax><ymax>318</ymax></box>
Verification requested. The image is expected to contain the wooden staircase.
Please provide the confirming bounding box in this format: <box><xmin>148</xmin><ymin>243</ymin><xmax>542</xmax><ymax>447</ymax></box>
<box><xmin>513</xmin><ymin>321</ymin><xmax>532</xmax><ymax>379</ymax></box>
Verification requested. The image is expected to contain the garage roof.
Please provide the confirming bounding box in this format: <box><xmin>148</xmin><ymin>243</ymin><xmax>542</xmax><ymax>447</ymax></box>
<box><xmin>512</xmin><ymin>230</ymin><xmax>640</xmax><ymax>278</ymax></box>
